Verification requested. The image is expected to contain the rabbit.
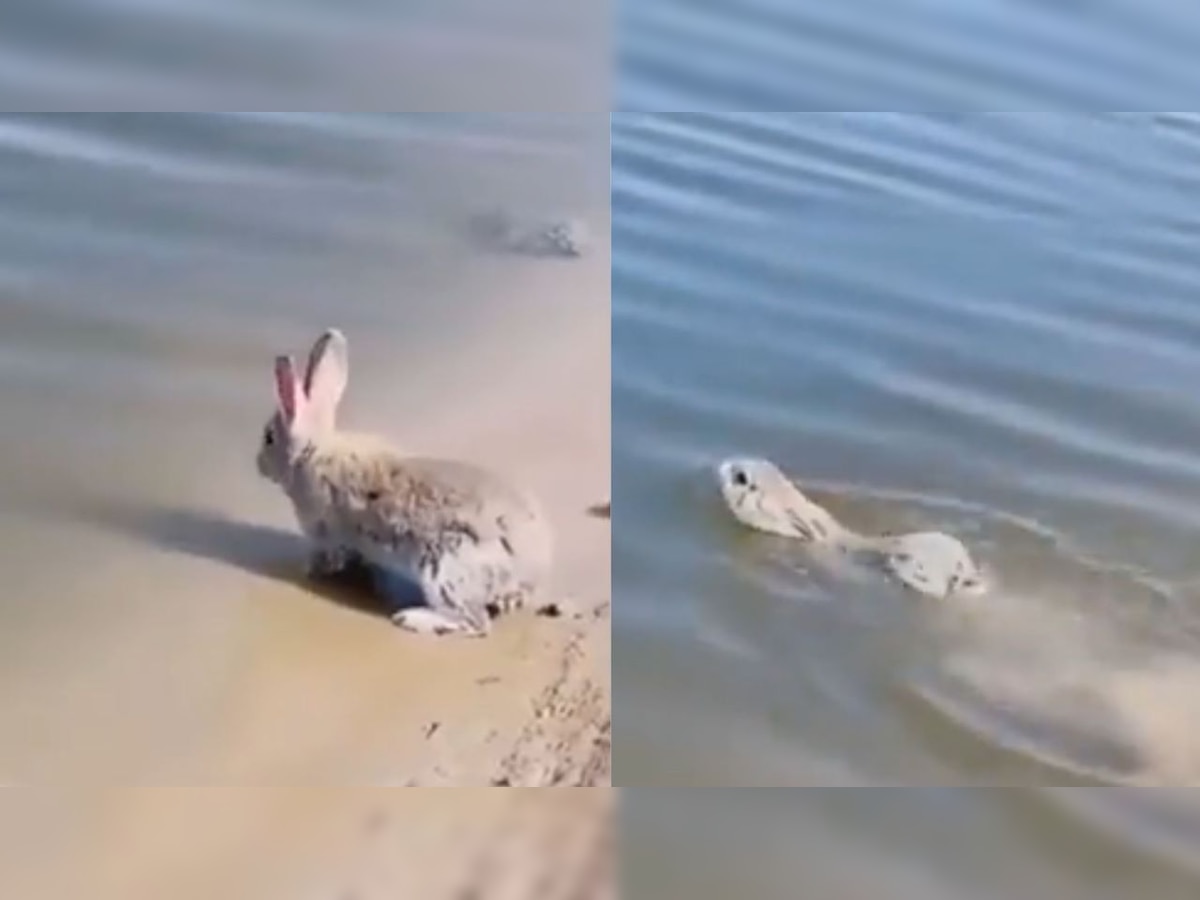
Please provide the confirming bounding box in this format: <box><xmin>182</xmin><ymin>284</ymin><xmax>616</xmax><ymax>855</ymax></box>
<box><xmin>717</xmin><ymin>457</ymin><xmax>986</xmax><ymax>599</ymax></box>
<box><xmin>256</xmin><ymin>328</ymin><xmax>554</xmax><ymax>637</ymax></box>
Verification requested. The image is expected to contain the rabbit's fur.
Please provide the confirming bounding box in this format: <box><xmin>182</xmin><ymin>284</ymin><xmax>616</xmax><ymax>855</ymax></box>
<box><xmin>717</xmin><ymin>457</ymin><xmax>985</xmax><ymax>599</ymax></box>
<box><xmin>257</xmin><ymin>328</ymin><xmax>553</xmax><ymax>637</ymax></box>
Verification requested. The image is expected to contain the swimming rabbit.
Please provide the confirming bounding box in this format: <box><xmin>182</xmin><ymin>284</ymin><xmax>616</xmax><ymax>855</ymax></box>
<box><xmin>717</xmin><ymin>457</ymin><xmax>985</xmax><ymax>599</ymax></box>
<box><xmin>256</xmin><ymin>328</ymin><xmax>554</xmax><ymax>636</ymax></box>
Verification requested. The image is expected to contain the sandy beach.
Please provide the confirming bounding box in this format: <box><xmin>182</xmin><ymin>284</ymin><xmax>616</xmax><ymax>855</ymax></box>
<box><xmin>224</xmin><ymin>289</ymin><xmax>614</xmax><ymax>789</ymax></box>
<box><xmin>0</xmin><ymin>110</ymin><xmax>608</xmax><ymax>899</ymax></box>
<box><xmin>0</xmin><ymin>280</ymin><xmax>610</xmax><ymax>780</ymax></box>
<box><xmin>0</xmin><ymin>274</ymin><xmax>612</xmax><ymax>897</ymax></box>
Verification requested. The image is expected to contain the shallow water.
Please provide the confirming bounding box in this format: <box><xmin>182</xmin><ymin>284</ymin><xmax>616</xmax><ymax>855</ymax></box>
<box><xmin>611</xmin><ymin>99</ymin><xmax>1200</xmax><ymax>900</ymax></box>
<box><xmin>0</xmin><ymin>108</ymin><xmax>607</xmax><ymax>783</ymax></box>
<box><xmin>624</xmin><ymin>789</ymin><xmax>1200</xmax><ymax>900</ymax></box>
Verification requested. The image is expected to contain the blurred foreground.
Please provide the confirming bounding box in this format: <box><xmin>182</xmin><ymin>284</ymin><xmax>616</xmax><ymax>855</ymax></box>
<box><xmin>0</xmin><ymin>788</ymin><xmax>615</xmax><ymax>900</ymax></box>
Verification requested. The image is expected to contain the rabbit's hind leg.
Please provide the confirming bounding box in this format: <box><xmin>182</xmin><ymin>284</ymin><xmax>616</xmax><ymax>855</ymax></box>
<box><xmin>376</xmin><ymin>562</ymin><xmax>487</xmax><ymax>638</ymax></box>
<box><xmin>414</xmin><ymin>543</ymin><xmax>510</xmax><ymax>638</ymax></box>
<box><xmin>390</xmin><ymin>607</ymin><xmax>485</xmax><ymax>637</ymax></box>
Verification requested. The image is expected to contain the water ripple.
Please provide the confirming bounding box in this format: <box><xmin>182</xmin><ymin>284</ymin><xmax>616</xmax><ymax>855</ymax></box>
<box><xmin>615</xmin><ymin>104</ymin><xmax>1200</xmax><ymax>845</ymax></box>
<box><xmin>621</xmin><ymin>1</ymin><xmax>1200</xmax><ymax>109</ymax></box>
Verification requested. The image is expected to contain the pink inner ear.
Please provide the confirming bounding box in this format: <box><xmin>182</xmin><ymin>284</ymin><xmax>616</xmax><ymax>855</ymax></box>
<box><xmin>273</xmin><ymin>355</ymin><xmax>299</xmax><ymax>422</ymax></box>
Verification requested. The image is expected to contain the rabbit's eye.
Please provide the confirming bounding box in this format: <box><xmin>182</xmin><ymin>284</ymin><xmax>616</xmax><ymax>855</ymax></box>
<box><xmin>263</xmin><ymin>427</ymin><xmax>275</xmax><ymax>447</ymax></box>
<box><xmin>732</xmin><ymin>469</ymin><xmax>749</xmax><ymax>487</ymax></box>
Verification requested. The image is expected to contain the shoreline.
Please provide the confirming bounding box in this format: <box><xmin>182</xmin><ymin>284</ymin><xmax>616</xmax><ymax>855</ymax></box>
<box><xmin>0</xmin><ymin>278</ymin><xmax>611</xmax><ymax>898</ymax></box>
<box><xmin>230</xmin><ymin>284</ymin><xmax>613</xmax><ymax>787</ymax></box>
<box><xmin>366</xmin><ymin>283</ymin><xmax>612</xmax><ymax>787</ymax></box>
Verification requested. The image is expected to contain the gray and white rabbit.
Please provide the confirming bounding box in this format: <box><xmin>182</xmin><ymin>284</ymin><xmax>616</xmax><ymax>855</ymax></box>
<box><xmin>256</xmin><ymin>328</ymin><xmax>554</xmax><ymax>637</ymax></box>
<box><xmin>717</xmin><ymin>457</ymin><xmax>986</xmax><ymax>599</ymax></box>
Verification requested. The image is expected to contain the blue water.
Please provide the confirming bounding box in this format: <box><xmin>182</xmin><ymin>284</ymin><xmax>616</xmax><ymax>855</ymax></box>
<box><xmin>614</xmin><ymin>6</ymin><xmax>1200</xmax><ymax>888</ymax></box>
<box><xmin>612</xmin><ymin>107</ymin><xmax>1200</xmax><ymax>900</ymax></box>
<box><xmin>620</xmin><ymin>1</ymin><xmax>1200</xmax><ymax>110</ymax></box>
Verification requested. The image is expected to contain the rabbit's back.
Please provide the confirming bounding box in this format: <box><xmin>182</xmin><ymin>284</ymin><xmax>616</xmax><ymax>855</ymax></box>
<box><xmin>310</xmin><ymin>448</ymin><xmax>551</xmax><ymax>581</ymax></box>
<box><xmin>388</xmin><ymin>457</ymin><xmax>546</xmax><ymax>537</ymax></box>
<box><xmin>403</xmin><ymin>458</ymin><xmax>554</xmax><ymax>586</ymax></box>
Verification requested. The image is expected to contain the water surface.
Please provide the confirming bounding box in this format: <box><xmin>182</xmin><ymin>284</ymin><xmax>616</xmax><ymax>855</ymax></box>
<box><xmin>0</xmin><ymin>0</ymin><xmax>606</xmax><ymax>110</ymax></box>
<box><xmin>613</xmin><ymin>107</ymin><xmax>1200</xmax><ymax>886</ymax></box>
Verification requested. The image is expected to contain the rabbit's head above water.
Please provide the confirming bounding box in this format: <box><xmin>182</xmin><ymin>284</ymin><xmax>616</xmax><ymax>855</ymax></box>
<box><xmin>717</xmin><ymin>457</ymin><xmax>848</xmax><ymax>545</ymax></box>
<box><xmin>256</xmin><ymin>328</ymin><xmax>349</xmax><ymax>486</ymax></box>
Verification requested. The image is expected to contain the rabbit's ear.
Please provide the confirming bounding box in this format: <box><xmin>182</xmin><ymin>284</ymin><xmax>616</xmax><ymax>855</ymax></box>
<box><xmin>274</xmin><ymin>354</ymin><xmax>303</xmax><ymax>424</ymax></box>
<box><xmin>303</xmin><ymin>328</ymin><xmax>348</xmax><ymax>429</ymax></box>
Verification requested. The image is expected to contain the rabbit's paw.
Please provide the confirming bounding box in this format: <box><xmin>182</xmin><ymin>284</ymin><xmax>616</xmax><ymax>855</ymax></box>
<box><xmin>390</xmin><ymin>608</ymin><xmax>489</xmax><ymax>638</ymax></box>
<box><xmin>485</xmin><ymin>588</ymin><xmax>533</xmax><ymax>619</ymax></box>
<box><xmin>305</xmin><ymin>544</ymin><xmax>353</xmax><ymax>578</ymax></box>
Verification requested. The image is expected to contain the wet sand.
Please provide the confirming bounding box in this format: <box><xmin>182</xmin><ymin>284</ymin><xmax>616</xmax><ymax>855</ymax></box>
<box><xmin>0</xmin><ymin>249</ymin><xmax>609</xmax><ymax>787</ymax></box>
<box><xmin>202</xmin><ymin>296</ymin><xmax>612</xmax><ymax>788</ymax></box>
<box><xmin>0</xmin><ymin>286</ymin><xmax>611</xmax><ymax>896</ymax></box>
<box><xmin>239</xmin><ymin>294</ymin><xmax>614</xmax><ymax>789</ymax></box>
